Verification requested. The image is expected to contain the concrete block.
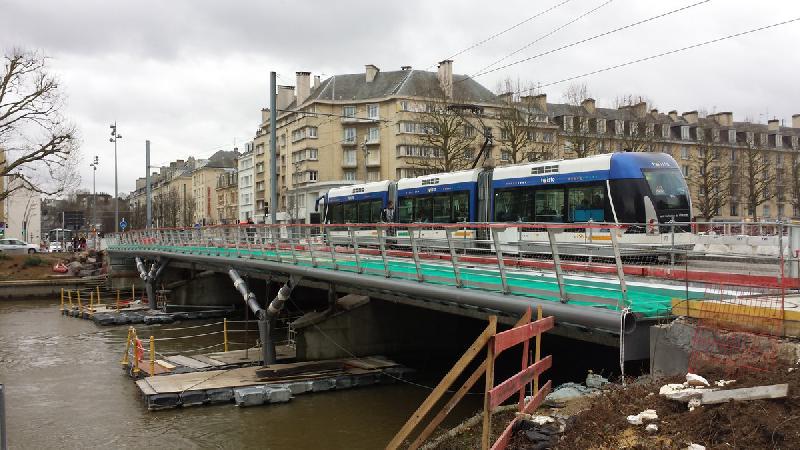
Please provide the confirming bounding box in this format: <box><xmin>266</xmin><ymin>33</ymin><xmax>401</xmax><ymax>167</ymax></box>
<box><xmin>265</xmin><ymin>385</ymin><xmax>292</xmax><ymax>403</ymax></box>
<box><xmin>311</xmin><ymin>379</ymin><xmax>335</xmax><ymax>392</ymax></box>
<box><xmin>205</xmin><ymin>388</ymin><xmax>234</xmax><ymax>404</ymax></box>
<box><xmin>701</xmin><ymin>384</ymin><xmax>788</xmax><ymax>405</ymax></box>
<box><xmin>234</xmin><ymin>386</ymin><xmax>267</xmax><ymax>407</ymax></box>
<box><xmin>147</xmin><ymin>393</ymin><xmax>180</xmax><ymax>411</ymax></box>
<box><xmin>334</xmin><ymin>375</ymin><xmax>353</xmax><ymax>389</ymax></box>
<box><xmin>179</xmin><ymin>390</ymin><xmax>207</xmax><ymax>407</ymax></box>
<box><xmin>287</xmin><ymin>381</ymin><xmax>313</xmax><ymax>395</ymax></box>
<box><xmin>114</xmin><ymin>315</ymin><xmax>130</xmax><ymax>325</ymax></box>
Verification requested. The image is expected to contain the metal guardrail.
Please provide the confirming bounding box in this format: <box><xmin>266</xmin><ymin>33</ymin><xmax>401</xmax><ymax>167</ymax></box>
<box><xmin>106</xmin><ymin>221</ymin><xmax>800</xmax><ymax>320</ymax></box>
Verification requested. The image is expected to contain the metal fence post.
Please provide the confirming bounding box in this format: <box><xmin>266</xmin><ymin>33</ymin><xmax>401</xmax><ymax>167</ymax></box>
<box><xmin>546</xmin><ymin>228</ymin><xmax>567</xmax><ymax>303</ymax></box>
<box><xmin>609</xmin><ymin>228</ymin><xmax>629</xmax><ymax>309</ymax></box>
<box><xmin>778</xmin><ymin>221</ymin><xmax>784</xmax><ymax>284</ymax></box>
<box><xmin>408</xmin><ymin>227</ymin><xmax>424</xmax><ymax>282</ymax></box>
<box><xmin>491</xmin><ymin>227</ymin><xmax>510</xmax><ymax>294</ymax></box>
<box><xmin>308</xmin><ymin>227</ymin><xmax>318</xmax><ymax>268</ymax></box>
<box><xmin>271</xmin><ymin>227</ymin><xmax>283</xmax><ymax>264</ymax></box>
<box><xmin>325</xmin><ymin>228</ymin><xmax>338</xmax><ymax>270</ymax></box>
<box><xmin>288</xmin><ymin>225</ymin><xmax>298</xmax><ymax>265</ymax></box>
<box><xmin>349</xmin><ymin>226</ymin><xmax>363</xmax><ymax>274</ymax></box>
<box><xmin>670</xmin><ymin>222</ymin><xmax>676</xmax><ymax>270</ymax></box>
<box><xmin>377</xmin><ymin>227</ymin><xmax>390</xmax><ymax>278</ymax></box>
<box><xmin>446</xmin><ymin>228</ymin><xmax>463</xmax><ymax>288</ymax></box>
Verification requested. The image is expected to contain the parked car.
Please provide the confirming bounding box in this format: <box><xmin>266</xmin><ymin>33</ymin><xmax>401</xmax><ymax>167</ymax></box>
<box><xmin>0</xmin><ymin>238</ymin><xmax>39</xmax><ymax>254</ymax></box>
<box><xmin>48</xmin><ymin>241</ymin><xmax>73</xmax><ymax>253</ymax></box>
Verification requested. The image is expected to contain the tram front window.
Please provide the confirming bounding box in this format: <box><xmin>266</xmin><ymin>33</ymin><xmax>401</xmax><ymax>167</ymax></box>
<box><xmin>643</xmin><ymin>168</ymin><xmax>690</xmax><ymax>210</ymax></box>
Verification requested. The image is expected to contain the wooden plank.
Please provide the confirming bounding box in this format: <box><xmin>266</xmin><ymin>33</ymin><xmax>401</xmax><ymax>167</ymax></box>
<box><xmin>410</xmin><ymin>361</ymin><xmax>488</xmax><ymax>450</ymax></box>
<box><xmin>701</xmin><ymin>384</ymin><xmax>788</xmax><ymax>405</ymax></box>
<box><xmin>190</xmin><ymin>355</ymin><xmax>227</xmax><ymax>367</ymax></box>
<box><xmin>256</xmin><ymin>361</ymin><xmax>345</xmax><ymax>379</ymax></box>
<box><xmin>346</xmin><ymin>356</ymin><xmax>398</xmax><ymax>370</ymax></box>
<box><xmin>136</xmin><ymin>379</ymin><xmax>157</xmax><ymax>396</ymax></box>
<box><xmin>165</xmin><ymin>355</ymin><xmax>212</xmax><ymax>369</ymax></box>
<box><xmin>522</xmin><ymin>380</ymin><xmax>553</xmax><ymax>415</ymax></box>
<box><xmin>493</xmin><ymin>316</ymin><xmax>554</xmax><ymax>356</ymax></box>
<box><xmin>489</xmin><ymin>356</ymin><xmax>552</xmax><ymax>410</ymax></box>
<box><xmin>491</xmin><ymin>417</ymin><xmax>517</xmax><ymax>450</ymax></box>
<box><xmin>155</xmin><ymin>359</ymin><xmax>176</xmax><ymax>370</ymax></box>
<box><xmin>387</xmin><ymin>316</ymin><xmax>497</xmax><ymax>450</ymax></box>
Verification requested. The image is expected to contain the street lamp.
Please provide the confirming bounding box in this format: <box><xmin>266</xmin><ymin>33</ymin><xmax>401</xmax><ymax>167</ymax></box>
<box><xmin>109</xmin><ymin>122</ymin><xmax>122</xmax><ymax>232</ymax></box>
<box><xmin>89</xmin><ymin>156</ymin><xmax>99</xmax><ymax>248</ymax></box>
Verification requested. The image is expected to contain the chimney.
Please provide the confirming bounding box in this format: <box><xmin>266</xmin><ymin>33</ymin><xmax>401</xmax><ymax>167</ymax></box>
<box><xmin>532</xmin><ymin>94</ymin><xmax>547</xmax><ymax>113</ymax></box>
<box><xmin>793</xmin><ymin>114</ymin><xmax>800</xmax><ymax>128</ymax></box>
<box><xmin>714</xmin><ymin>112</ymin><xmax>733</xmax><ymax>127</ymax></box>
<box><xmin>276</xmin><ymin>85</ymin><xmax>295</xmax><ymax>111</ymax></box>
<box><xmin>768</xmin><ymin>119</ymin><xmax>780</xmax><ymax>131</ymax></box>
<box><xmin>632</xmin><ymin>102</ymin><xmax>647</xmax><ymax>118</ymax></box>
<box><xmin>261</xmin><ymin>108</ymin><xmax>270</xmax><ymax>123</ymax></box>
<box><xmin>313</xmin><ymin>75</ymin><xmax>320</xmax><ymax>89</ymax></box>
<box><xmin>497</xmin><ymin>92</ymin><xmax>513</xmax><ymax>104</ymax></box>
<box><xmin>682</xmin><ymin>110</ymin><xmax>698</xmax><ymax>124</ymax></box>
<box><xmin>176</xmin><ymin>159</ymin><xmax>185</xmax><ymax>167</ymax></box>
<box><xmin>296</xmin><ymin>72</ymin><xmax>311</xmax><ymax>105</ymax></box>
<box><xmin>365</xmin><ymin>64</ymin><xmax>379</xmax><ymax>83</ymax></box>
<box><xmin>650</xmin><ymin>109</ymin><xmax>659</xmax><ymax>117</ymax></box>
<box><xmin>401</xmin><ymin>65</ymin><xmax>412</xmax><ymax>71</ymax></box>
<box><xmin>581</xmin><ymin>98</ymin><xmax>596</xmax><ymax>114</ymax></box>
<box><xmin>437</xmin><ymin>60</ymin><xmax>453</xmax><ymax>99</ymax></box>
<box><xmin>668</xmin><ymin>110</ymin><xmax>679</xmax><ymax>121</ymax></box>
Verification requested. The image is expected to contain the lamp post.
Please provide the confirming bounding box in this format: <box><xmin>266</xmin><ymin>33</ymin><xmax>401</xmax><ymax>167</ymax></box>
<box><xmin>109</xmin><ymin>122</ymin><xmax>122</xmax><ymax>232</ymax></box>
<box><xmin>89</xmin><ymin>156</ymin><xmax>99</xmax><ymax>248</ymax></box>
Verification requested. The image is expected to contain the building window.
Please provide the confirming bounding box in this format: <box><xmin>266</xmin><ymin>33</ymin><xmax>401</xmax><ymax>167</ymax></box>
<box><xmin>309</xmin><ymin>171</ymin><xmax>317</xmax><ymax>181</ymax></box>
<box><xmin>343</xmin><ymin>105</ymin><xmax>356</xmax><ymax>118</ymax></box>
<box><xmin>615</xmin><ymin>120</ymin><xmax>623</xmax><ymax>135</ymax></box>
<box><xmin>681</xmin><ymin>126</ymin><xmax>690</xmax><ymax>140</ymax></box>
<box><xmin>763</xmin><ymin>204</ymin><xmax>771</xmax><ymax>217</ymax></box>
<box><xmin>777</xmin><ymin>153</ymin><xmax>784</xmax><ymax>167</ymax></box>
<box><xmin>730</xmin><ymin>202</ymin><xmax>739</xmax><ymax>217</ymax></box>
<box><xmin>500</xmin><ymin>150</ymin><xmax>512</xmax><ymax>162</ymax></box>
<box><xmin>367</xmin><ymin>170</ymin><xmax>380</xmax><ymax>182</ymax></box>
<box><xmin>343</xmin><ymin>170</ymin><xmax>356</xmax><ymax>181</ymax></box>
<box><xmin>727</xmin><ymin>129</ymin><xmax>736</xmax><ymax>144</ymax></box>
<box><xmin>367</xmin><ymin>104</ymin><xmax>379</xmax><ymax>119</ymax></box>
<box><xmin>399</xmin><ymin>100</ymin><xmax>410</xmax><ymax>112</ymax></box>
<box><xmin>343</xmin><ymin>127</ymin><xmax>356</xmax><ymax>143</ymax></box>
<box><xmin>597</xmin><ymin>120</ymin><xmax>607</xmax><ymax>134</ymax></box>
<box><xmin>661</xmin><ymin>125</ymin><xmax>670</xmax><ymax>139</ymax></box>
<box><xmin>681</xmin><ymin>165</ymin><xmax>689</xmax><ymax>177</ymax></box>
<box><xmin>343</xmin><ymin>149</ymin><xmax>356</xmax><ymax>165</ymax></box>
<box><xmin>680</xmin><ymin>146</ymin><xmax>689</xmax><ymax>160</ymax></box>
<box><xmin>367</xmin><ymin>127</ymin><xmax>380</xmax><ymax>143</ymax></box>
<box><xmin>778</xmin><ymin>204</ymin><xmax>785</xmax><ymax>218</ymax></box>
<box><xmin>464</xmin><ymin>125</ymin><xmax>476</xmax><ymax>138</ymax></box>
<box><xmin>541</xmin><ymin>132</ymin><xmax>554</xmax><ymax>143</ymax></box>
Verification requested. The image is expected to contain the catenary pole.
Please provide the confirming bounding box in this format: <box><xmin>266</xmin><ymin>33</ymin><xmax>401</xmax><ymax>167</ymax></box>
<box><xmin>146</xmin><ymin>140</ymin><xmax>152</xmax><ymax>228</ymax></box>
<box><xmin>269</xmin><ymin>71</ymin><xmax>278</xmax><ymax>224</ymax></box>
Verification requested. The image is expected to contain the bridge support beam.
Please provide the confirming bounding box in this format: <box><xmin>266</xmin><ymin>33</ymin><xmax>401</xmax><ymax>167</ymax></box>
<box><xmin>135</xmin><ymin>257</ymin><xmax>169</xmax><ymax>310</ymax></box>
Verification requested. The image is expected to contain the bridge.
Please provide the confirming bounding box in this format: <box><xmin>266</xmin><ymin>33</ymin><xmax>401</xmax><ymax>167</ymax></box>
<box><xmin>105</xmin><ymin>221</ymin><xmax>797</xmax><ymax>364</ymax></box>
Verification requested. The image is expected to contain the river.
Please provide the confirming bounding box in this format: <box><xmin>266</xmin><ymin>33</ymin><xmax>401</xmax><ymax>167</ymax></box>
<box><xmin>0</xmin><ymin>299</ymin><xmax>482</xmax><ymax>449</ymax></box>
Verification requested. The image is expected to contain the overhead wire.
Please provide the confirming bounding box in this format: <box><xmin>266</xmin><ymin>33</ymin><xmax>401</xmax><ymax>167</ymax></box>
<box><xmin>426</xmin><ymin>0</ymin><xmax>576</xmax><ymax>69</ymax></box>
<box><xmin>469</xmin><ymin>0</ymin><xmax>617</xmax><ymax>78</ymax></box>
<box><xmin>472</xmin><ymin>0</ymin><xmax>712</xmax><ymax>78</ymax></box>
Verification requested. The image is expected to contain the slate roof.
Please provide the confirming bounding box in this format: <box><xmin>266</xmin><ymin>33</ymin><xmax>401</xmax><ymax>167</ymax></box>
<box><xmin>297</xmin><ymin>69</ymin><xmax>498</xmax><ymax>106</ymax></box>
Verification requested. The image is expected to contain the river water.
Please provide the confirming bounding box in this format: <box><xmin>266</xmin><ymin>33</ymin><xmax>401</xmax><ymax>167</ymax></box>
<box><xmin>0</xmin><ymin>299</ymin><xmax>482</xmax><ymax>449</ymax></box>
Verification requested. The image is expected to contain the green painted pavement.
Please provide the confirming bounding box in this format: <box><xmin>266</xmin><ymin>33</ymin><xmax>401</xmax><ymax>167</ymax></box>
<box><xmin>111</xmin><ymin>244</ymin><xmax>704</xmax><ymax>318</ymax></box>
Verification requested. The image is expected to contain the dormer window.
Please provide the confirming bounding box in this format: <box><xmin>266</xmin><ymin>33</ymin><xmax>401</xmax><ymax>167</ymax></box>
<box><xmin>681</xmin><ymin>126</ymin><xmax>690</xmax><ymax>140</ymax></box>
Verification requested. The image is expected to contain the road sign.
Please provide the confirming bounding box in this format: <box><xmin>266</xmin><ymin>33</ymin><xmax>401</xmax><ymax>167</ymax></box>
<box><xmin>120</xmin><ymin>218</ymin><xmax>128</xmax><ymax>231</ymax></box>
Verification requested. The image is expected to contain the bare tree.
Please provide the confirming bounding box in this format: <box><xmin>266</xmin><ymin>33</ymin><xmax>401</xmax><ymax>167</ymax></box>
<box><xmin>405</xmin><ymin>95</ymin><xmax>483</xmax><ymax>173</ymax></box>
<box><xmin>495</xmin><ymin>78</ymin><xmax>555</xmax><ymax>164</ymax></box>
<box><xmin>689</xmin><ymin>134</ymin><xmax>731</xmax><ymax>220</ymax></box>
<box><xmin>181</xmin><ymin>192</ymin><xmax>197</xmax><ymax>227</ymax></box>
<box><xmin>561</xmin><ymin>83</ymin><xmax>600</xmax><ymax>158</ymax></box>
<box><xmin>789</xmin><ymin>153</ymin><xmax>800</xmax><ymax>219</ymax></box>
<box><xmin>739</xmin><ymin>142</ymin><xmax>775</xmax><ymax>220</ymax></box>
<box><xmin>0</xmin><ymin>49</ymin><xmax>79</xmax><ymax>202</ymax></box>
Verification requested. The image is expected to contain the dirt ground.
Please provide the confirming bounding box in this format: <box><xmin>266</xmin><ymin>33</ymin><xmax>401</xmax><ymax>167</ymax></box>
<box><xmin>0</xmin><ymin>253</ymin><xmax>69</xmax><ymax>280</ymax></box>
<box><xmin>553</xmin><ymin>366</ymin><xmax>800</xmax><ymax>449</ymax></box>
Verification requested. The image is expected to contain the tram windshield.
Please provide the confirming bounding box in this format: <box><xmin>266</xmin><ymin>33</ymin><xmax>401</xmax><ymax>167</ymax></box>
<box><xmin>642</xmin><ymin>168</ymin><xmax>690</xmax><ymax>210</ymax></box>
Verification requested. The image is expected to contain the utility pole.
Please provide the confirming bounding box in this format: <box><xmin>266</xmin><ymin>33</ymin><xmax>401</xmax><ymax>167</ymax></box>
<box><xmin>89</xmin><ymin>156</ymin><xmax>99</xmax><ymax>247</ymax></box>
<box><xmin>269</xmin><ymin>71</ymin><xmax>278</xmax><ymax>225</ymax></box>
<box><xmin>146</xmin><ymin>140</ymin><xmax>152</xmax><ymax>228</ymax></box>
<box><xmin>110</xmin><ymin>122</ymin><xmax>122</xmax><ymax>232</ymax></box>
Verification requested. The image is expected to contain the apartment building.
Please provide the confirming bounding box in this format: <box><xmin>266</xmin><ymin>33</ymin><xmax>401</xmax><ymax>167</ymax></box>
<box><xmin>238</xmin><ymin>143</ymin><xmax>256</xmax><ymax>222</ymax></box>
<box><xmin>252</xmin><ymin>61</ymin><xmax>503</xmax><ymax>223</ymax></box>
<box><xmin>216</xmin><ymin>168</ymin><xmax>238</xmax><ymax>224</ymax></box>
<box><xmin>129</xmin><ymin>158</ymin><xmax>197</xmax><ymax>228</ymax></box>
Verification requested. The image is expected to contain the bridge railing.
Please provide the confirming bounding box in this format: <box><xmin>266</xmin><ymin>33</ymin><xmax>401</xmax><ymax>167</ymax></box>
<box><xmin>109</xmin><ymin>220</ymin><xmax>800</xmax><ymax>317</ymax></box>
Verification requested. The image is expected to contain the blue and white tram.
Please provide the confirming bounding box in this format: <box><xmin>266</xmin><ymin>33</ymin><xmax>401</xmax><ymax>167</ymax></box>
<box><xmin>322</xmin><ymin>180</ymin><xmax>394</xmax><ymax>244</ymax></box>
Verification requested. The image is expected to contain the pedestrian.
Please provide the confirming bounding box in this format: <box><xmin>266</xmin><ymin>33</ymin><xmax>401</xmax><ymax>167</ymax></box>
<box><xmin>380</xmin><ymin>200</ymin><xmax>396</xmax><ymax>223</ymax></box>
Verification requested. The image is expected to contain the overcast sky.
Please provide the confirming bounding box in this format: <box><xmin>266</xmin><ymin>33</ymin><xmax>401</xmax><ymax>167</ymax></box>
<box><xmin>2</xmin><ymin>0</ymin><xmax>799</xmax><ymax>196</ymax></box>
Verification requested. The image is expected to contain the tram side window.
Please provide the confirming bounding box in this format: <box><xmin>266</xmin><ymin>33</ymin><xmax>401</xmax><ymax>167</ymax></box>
<box><xmin>433</xmin><ymin>195</ymin><xmax>451</xmax><ymax>223</ymax></box>
<box><xmin>343</xmin><ymin>203</ymin><xmax>357</xmax><ymax>223</ymax></box>
<box><xmin>567</xmin><ymin>185</ymin><xmax>605</xmax><ymax>222</ymax></box>
<box><xmin>452</xmin><ymin>192</ymin><xmax>469</xmax><ymax>222</ymax></box>
<box><xmin>328</xmin><ymin>203</ymin><xmax>344</xmax><ymax>223</ymax></box>
<box><xmin>369</xmin><ymin>200</ymin><xmax>383</xmax><ymax>223</ymax></box>
<box><xmin>414</xmin><ymin>197</ymin><xmax>434</xmax><ymax>223</ymax></box>
<box><xmin>398</xmin><ymin>197</ymin><xmax>414</xmax><ymax>223</ymax></box>
<box><xmin>534</xmin><ymin>189</ymin><xmax>564</xmax><ymax>222</ymax></box>
<box><xmin>494</xmin><ymin>189</ymin><xmax>533</xmax><ymax>222</ymax></box>
<box><xmin>358</xmin><ymin>202</ymin><xmax>371</xmax><ymax>223</ymax></box>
